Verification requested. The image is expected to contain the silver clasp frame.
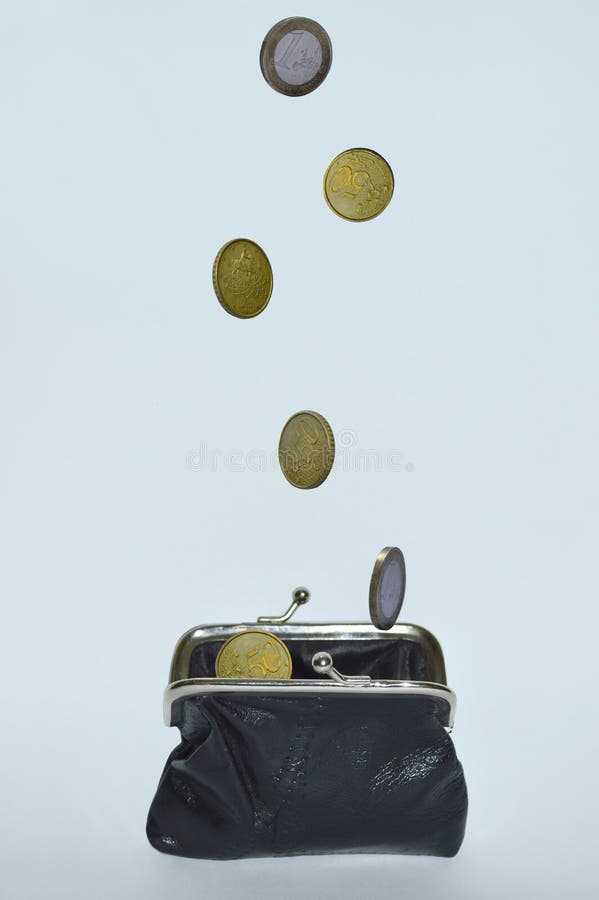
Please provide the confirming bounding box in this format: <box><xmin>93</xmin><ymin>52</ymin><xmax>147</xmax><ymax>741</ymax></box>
<box><xmin>311</xmin><ymin>651</ymin><xmax>371</xmax><ymax>685</ymax></box>
<box><xmin>258</xmin><ymin>587</ymin><xmax>311</xmax><ymax>625</ymax></box>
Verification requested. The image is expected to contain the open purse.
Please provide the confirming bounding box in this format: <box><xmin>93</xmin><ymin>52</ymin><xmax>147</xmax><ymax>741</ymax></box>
<box><xmin>146</xmin><ymin>588</ymin><xmax>468</xmax><ymax>859</ymax></box>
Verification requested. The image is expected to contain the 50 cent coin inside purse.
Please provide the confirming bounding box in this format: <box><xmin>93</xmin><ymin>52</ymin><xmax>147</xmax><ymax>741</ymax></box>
<box><xmin>215</xmin><ymin>630</ymin><xmax>292</xmax><ymax>679</ymax></box>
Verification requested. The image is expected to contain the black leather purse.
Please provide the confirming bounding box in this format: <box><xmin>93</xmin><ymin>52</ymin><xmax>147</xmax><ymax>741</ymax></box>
<box><xmin>147</xmin><ymin>592</ymin><xmax>467</xmax><ymax>859</ymax></box>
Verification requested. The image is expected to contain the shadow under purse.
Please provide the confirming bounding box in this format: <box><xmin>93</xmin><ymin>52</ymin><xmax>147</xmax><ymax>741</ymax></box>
<box><xmin>146</xmin><ymin>586</ymin><xmax>468</xmax><ymax>859</ymax></box>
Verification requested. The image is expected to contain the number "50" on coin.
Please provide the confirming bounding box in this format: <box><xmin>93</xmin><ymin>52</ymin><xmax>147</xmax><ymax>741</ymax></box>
<box><xmin>247</xmin><ymin>640</ymin><xmax>283</xmax><ymax>677</ymax></box>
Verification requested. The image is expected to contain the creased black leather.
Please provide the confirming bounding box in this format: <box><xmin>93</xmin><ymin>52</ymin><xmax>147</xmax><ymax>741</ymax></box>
<box><xmin>147</xmin><ymin>684</ymin><xmax>468</xmax><ymax>859</ymax></box>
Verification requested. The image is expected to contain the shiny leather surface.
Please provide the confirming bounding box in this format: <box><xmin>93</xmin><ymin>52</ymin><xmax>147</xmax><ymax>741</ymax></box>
<box><xmin>189</xmin><ymin>637</ymin><xmax>431</xmax><ymax>681</ymax></box>
<box><xmin>147</xmin><ymin>691</ymin><xmax>467</xmax><ymax>859</ymax></box>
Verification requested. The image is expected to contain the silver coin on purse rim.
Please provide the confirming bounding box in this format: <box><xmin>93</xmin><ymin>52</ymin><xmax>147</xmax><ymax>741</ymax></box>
<box><xmin>369</xmin><ymin>547</ymin><xmax>407</xmax><ymax>630</ymax></box>
<box><xmin>260</xmin><ymin>17</ymin><xmax>332</xmax><ymax>97</ymax></box>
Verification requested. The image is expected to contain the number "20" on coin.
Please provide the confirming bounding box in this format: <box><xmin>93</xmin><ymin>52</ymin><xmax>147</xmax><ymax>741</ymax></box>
<box><xmin>328</xmin><ymin>164</ymin><xmax>370</xmax><ymax>198</ymax></box>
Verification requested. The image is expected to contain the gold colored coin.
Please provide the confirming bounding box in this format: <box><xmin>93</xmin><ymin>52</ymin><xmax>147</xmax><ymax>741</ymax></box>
<box><xmin>215</xmin><ymin>630</ymin><xmax>292</xmax><ymax>680</ymax></box>
<box><xmin>212</xmin><ymin>238</ymin><xmax>273</xmax><ymax>318</ymax></box>
<box><xmin>323</xmin><ymin>148</ymin><xmax>394</xmax><ymax>222</ymax></box>
<box><xmin>278</xmin><ymin>410</ymin><xmax>335</xmax><ymax>489</ymax></box>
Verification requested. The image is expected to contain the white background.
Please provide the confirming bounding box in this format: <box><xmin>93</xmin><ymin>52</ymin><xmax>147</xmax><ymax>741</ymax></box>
<box><xmin>1</xmin><ymin>1</ymin><xmax>598</xmax><ymax>897</ymax></box>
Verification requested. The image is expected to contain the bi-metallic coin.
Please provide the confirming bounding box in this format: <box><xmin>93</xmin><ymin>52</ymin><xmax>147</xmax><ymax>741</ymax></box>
<box><xmin>260</xmin><ymin>17</ymin><xmax>332</xmax><ymax>97</ymax></box>
<box><xmin>369</xmin><ymin>546</ymin><xmax>406</xmax><ymax>630</ymax></box>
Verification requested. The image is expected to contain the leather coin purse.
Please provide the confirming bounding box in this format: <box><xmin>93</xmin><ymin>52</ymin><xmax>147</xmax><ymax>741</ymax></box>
<box><xmin>146</xmin><ymin>590</ymin><xmax>468</xmax><ymax>859</ymax></box>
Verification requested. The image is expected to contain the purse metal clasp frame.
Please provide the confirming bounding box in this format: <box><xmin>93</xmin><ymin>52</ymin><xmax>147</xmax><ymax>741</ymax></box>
<box><xmin>164</xmin><ymin>588</ymin><xmax>457</xmax><ymax>729</ymax></box>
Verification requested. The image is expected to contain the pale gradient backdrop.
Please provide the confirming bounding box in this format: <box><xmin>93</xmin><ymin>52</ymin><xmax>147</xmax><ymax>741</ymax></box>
<box><xmin>1</xmin><ymin>1</ymin><xmax>598</xmax><ymax>898</ymax></box>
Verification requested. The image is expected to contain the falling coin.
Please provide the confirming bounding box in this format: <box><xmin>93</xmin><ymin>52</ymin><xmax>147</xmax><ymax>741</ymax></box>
<box><xmin>215</xmin><ymin>630</ymin><xmax>292</xmax><ymax>679</ymax></box>
<box><xmin>278</xmin><ymin>410</ymin><xmax>335</xmax><ymax>489</ymax></box>
<box><xmin>212</xmin><ymin>238</ymin><xmax>273</xmax><ymax>318</ymax></box>
<box><xmin>260</xmin><ymin>17</ymin><xmax>332</xmax><ymax>97</ymax></box>
<box><xmin>369</xmin><ymin>547</ymin><xmax>406</xmax><ymax>630</ymax></box>
<box><xmin>324</xmin><ymin>148</ymin><xmax>394</xmax><ymax>222</ymax></box>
